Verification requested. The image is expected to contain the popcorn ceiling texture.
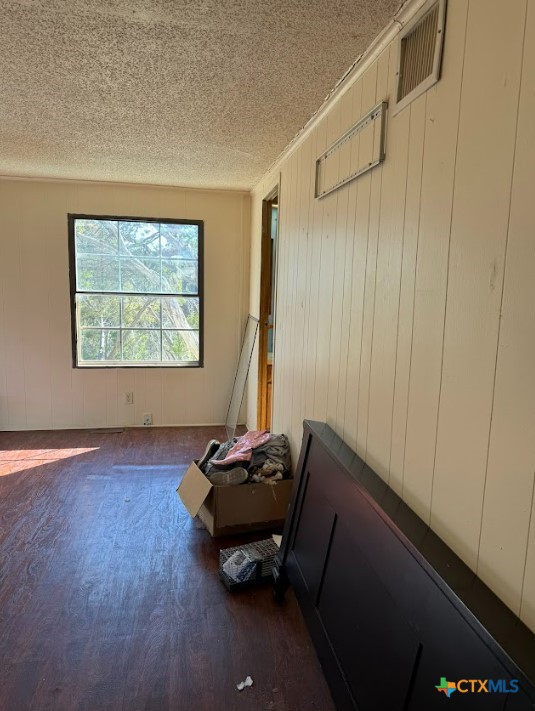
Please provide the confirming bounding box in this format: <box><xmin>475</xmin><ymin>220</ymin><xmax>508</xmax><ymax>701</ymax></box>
<box><xmin>0</xmin><ymin>0</ymin><xmax>400</xmax><ymax>190</ymax></box>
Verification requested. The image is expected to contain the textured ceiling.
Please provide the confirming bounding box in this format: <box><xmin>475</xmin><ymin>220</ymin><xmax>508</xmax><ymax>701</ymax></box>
<box><xmin>0</xmin><ymin>0</ymin><xmax>400</xmax><ymax>190</ymax></box>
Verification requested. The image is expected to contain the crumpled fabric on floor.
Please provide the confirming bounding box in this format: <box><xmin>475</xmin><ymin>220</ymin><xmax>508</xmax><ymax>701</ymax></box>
<box><xmin>248</xmin><ymin>434</ymin><xmax>291</xmax><ymax>476</ymax></box>
<box><xmin>208</xmin><ymin>430</ymin><xmax>270</xmax><ymax>468</ymax></box>
<box><xmin>203</xmin><ymin>431</ymin><xmax>292</xmax><ymax>481</ymax></box>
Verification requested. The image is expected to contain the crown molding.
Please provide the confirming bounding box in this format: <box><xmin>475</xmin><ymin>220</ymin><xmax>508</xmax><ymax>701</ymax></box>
<box><xmin>0</xmin><ymin>173</ymin><xmax>250</xmax><ymax>196</ymax></box>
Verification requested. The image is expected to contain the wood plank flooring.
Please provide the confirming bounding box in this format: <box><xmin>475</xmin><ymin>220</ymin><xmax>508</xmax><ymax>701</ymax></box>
<box><xmin>0</xmin><ymin>427</ymin><xmax>334</xmax><ymax>711</ymax></box>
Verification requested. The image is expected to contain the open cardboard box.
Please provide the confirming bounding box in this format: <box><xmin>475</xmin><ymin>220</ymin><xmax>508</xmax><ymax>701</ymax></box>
<box><xmin>177</xmin><ymin>460</ymin><xmax>293</xmax><ymax>537</ymax></box>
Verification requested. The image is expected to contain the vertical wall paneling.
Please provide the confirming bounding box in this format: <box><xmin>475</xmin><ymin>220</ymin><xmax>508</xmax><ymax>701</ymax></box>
<box><xmin>70</xmin><ymin>369</ymin><xmax>85</xmax><ymax>428</ymax></box>
<box><xmin>284</xmin><ymin>153</ymin><xmax>300</xmax><ymax>442</ymax></box>
<box><xmin>389</xmin><ymin>93</ymin><xmax>426</xmax><ymax>496</ymax></box>
<box><xmin>402</xmin><ymin>0</ymin><xmax>469</xmax><ymax>522</ymax></box>
<box><xmin>366</xmin><ymin>48</ymin><xmax>410</xmax><ymax>482</ymax></box>
<box><xmin>117</xmin><ymin>369</ymin><xmax>137</xmax><ymax>427</ymax></box>
<box><xmin>248</xmin><ymin>0</ymin><xmax>535</xmax><ymax>631</ymax></box>
<box><xmin>105</xmin><ymin>369</ymin><xmax>118</xmax><ymax>427</ymax></box>
<box><xmin>326</xmin><ymin>86</ymin><xmax>356</xmax><ymax>435</ymax></box>
<box><xmin>134</xmin><ymin>370</ymin><xmax>148</xmax><ymax>425</ymax></box>
<box><xmin>477</xmin><ymin>0</ymin><xmax>534</xmax><ymax>618</ymax></box>
<box><xmin>313</xmin><ymin>103</ymin><xmax>342</xmax><ymax>424</ymax></box>
<box><xmin>430</xmin><ymin>0</ymin><xmax>527</xmax><ymax>570</ymax></box>
<box><xmin>337</xmin><ymin>80</ymin><xmax>363</xmax><ymax>442</ymax></box>
<box><xmin>289</xmin><ymin>145</ymin><xmax>304</xmax><ymax>448</ymax></box>
<box><xmin>343</xmin><ymin>63</ymin><xmax>377</xmax><ymax>452</ymax></box>
<box><xmin>516</xmin><ymin>0</ymin><xmax>535</xmax><ymax>628</ymax></box>
<box><xmin>300</xmin><ymin>133</ymin><xmax>317</xmax><ymax>431</ymax></box>
<box><xmin>522</xmin><ymin>492</ymin><xmax>535</xmax><ymax>630</ymax></box>
<box><xmin>355</xmin><ymin>47</ymin><xmax>390</xmax><ymax>458</ymax></box>
<box><xmin>145</xmin><ymin>369</ymin><xmax>163</xmax><ymax>426</ymax></box>
<box><xmin>83</xmin><ymin>369</ymin><xmax>107</xmax><ymax>428</ymax></box>
<box><xmin>305</xmin><ymin>122</ymin><xmax>327</xmax><ymax>421</ymax></box>
<box><xmin>290</xmin><ymin>136</ymin><xmax>312</xmax><ymax>441</ymax></box>
<box><xmin>300</xmin><ymin>129</ymin><xmax>318</xmax><ymax>425</ymax></box>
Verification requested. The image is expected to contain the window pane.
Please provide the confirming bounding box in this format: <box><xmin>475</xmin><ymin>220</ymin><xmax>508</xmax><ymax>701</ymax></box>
<box><xmin>75</xmin><ymin>219</ymin><xmax>118</xmax><ymax>255</ymax></box>
<box><xmin>120</xmin><ymin>257</ymin><xmax>161</xmax><ymax>292</ymax></box>
<box><xmin>77</xmin><ymin>255</ymin><xmax>120</xmax><ymax>291</ymax></box>
<box><xmin>161</xmin><ymin>260</ymin><xmax>198</xmax><ymax>294</ymax></box>
<box><xmin>162</xmin><ymin>297</ymin><xmax>199</xmax><ymax>329</ymax></box>
<box><xmin>160</xmin><ymin>224</ymin><xmax>198</xmax><ymax>259</ymax></box>
<box><xmin>122</xmin><ymin>296</ymin><xmax>160</xmax><ymax>328</ymax></box>
<box><xmin>72</xmin><ymin>216</ymin><xmax>202</xmax><ymax>367</ymax></box>
<box><xmin>119</xmin><ymin>221</ymin><xmax>160</xmax><ymax>256</ymax></box>
<box><xmin>80</xmin><ymin>329</ymin><xmax>120</xmax><ymax>361</ymax></box>
<box><xmin>122</xmin><ymin>329</ymin><xmax>161</xmax><ymax>361</ymax></box>
<box><xmin>162</xmin><ymin>330</ymin><xmax>199</xmax><ymax>361</ymax></box>
<box><xmin>78</xmin><ymin>294</ymin><xmax>120</xmax><ymax>327</ymax></box>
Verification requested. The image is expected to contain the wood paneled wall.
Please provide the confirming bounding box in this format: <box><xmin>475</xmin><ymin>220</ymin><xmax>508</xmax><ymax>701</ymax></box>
<box><xmin>248</xmin><ymin>0</ymin><xmax>535</xmax><ymax>631</ymax></box>
<box><xmin>0</xmin><ymin>179</ymin><xmax>250</xmax><ymax>429</ymax></box>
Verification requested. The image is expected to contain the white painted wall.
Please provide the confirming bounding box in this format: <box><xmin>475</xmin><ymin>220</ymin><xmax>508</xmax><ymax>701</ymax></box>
<box><xmin>247</xmin><ymin>0</ymin><xmax>535</xmax><ymax>632</ymax></box>
<box><xmin>0</xmin><ymin>179</ymin><xmax>250</xmax><ymax>429</ymax></box>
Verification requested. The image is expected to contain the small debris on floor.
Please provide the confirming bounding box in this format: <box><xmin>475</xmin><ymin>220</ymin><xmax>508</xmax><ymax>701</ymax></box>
<box><xmin>236</xmin><ymin>675</ymin><xmax>253</xmax><ymax>691</ymax></box>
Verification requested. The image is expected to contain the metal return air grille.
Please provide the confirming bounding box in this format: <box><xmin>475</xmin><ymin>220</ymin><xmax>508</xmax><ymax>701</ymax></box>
<box><xmin>398</xmin><ymin>3</ymin><xmax>439</xmax><ymax>99</ymax></box>
<box><xmin>394</xmin><ymin>0</ymin><xmax>446</xmax><ymax>115</ymax></box>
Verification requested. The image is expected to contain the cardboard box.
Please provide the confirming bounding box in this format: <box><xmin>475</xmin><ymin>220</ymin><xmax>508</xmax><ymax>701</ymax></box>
<box><xmin>177</xmin><ymin>461</ymin><xmax>293</xmax><ymax>537</ymax></box>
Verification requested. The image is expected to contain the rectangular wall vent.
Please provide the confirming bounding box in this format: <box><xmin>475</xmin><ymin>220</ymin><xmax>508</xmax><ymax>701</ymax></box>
<box><xmin>394</xmin><ymin>0</ymin><xmax>446</xmax><ymax>115</ymax></box>
<box><xmin>315</xmin><ymin>101</ymin><xmax>387</xmax><ymax>199</ymax></box>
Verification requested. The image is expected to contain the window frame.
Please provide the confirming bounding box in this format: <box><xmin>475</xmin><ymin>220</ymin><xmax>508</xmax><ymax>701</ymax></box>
<box><xmin>68</xmin><ymin>213</ymin><xmax>204</xmax><ymax>369</ymax></box>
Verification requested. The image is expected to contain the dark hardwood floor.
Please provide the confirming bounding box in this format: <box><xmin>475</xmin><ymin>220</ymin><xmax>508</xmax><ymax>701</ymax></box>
<box><xmin>0</xmin><ymin>427</ymin><xmax>334</xmax><ymax>711</ymax></box>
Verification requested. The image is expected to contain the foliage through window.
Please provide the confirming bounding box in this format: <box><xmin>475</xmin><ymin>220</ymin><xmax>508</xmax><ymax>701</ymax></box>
<box><xmin>69</xmin><ymin>215</ymin><xmax>203</xmax><ymax>367</ymax></box>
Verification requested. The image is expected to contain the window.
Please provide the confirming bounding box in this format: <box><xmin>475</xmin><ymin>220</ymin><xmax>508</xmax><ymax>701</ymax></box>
<box><xmin>68</xmin><ymin>215</ymin><xmax>203</xmax><ymax>368</ymax></box>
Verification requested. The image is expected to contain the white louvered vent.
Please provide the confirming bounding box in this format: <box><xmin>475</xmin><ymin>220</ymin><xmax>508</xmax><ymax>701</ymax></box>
<box><xmin>394</xmin><ymin>0</ymin><xmax>446</xmax><ymax>115</ymax></box>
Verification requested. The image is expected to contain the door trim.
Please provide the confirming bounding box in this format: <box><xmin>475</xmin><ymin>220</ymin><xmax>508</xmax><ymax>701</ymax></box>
<box><xmin>257</xmin><ymin>181</ymin><xmax>280</xmax><ymax>430</ymax></box>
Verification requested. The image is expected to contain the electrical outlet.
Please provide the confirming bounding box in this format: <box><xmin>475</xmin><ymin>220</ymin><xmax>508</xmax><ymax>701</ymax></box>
<box><xmin>125</xmin><ymin>392</ymin><xmax>134</xmax><ymax>405</ymax></box>
<box><xmin>143</xmin><ymin>413</ymin><xmax>153</xmax><ymax>426</ymax></box>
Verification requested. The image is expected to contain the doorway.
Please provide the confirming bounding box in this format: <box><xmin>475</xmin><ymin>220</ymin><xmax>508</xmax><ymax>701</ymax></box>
<box><xmin>257</xmin><ymin>187</ymin><xmax>278</xmax><ymax>431</ymax></box>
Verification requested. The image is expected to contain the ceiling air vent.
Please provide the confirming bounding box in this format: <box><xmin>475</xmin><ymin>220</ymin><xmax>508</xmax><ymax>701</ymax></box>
<box><xmin>394</xmin><ymin>0</ymin><xmax>446</xmax><ymax>115</ymax></box>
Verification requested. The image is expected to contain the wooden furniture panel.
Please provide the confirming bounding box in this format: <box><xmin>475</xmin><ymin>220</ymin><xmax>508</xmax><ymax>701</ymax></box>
<box><xmin>274</xmin><ymin>421</ymin><xmax>535</xmax><ymax>710</ymax></box>
<box><xmin>318</xmin><ymin>517</ymin><xmax>421</xmax><ymax>710</ymax></box>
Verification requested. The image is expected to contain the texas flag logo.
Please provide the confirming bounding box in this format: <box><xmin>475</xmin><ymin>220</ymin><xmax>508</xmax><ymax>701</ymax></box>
<box><xmin>436</xmin><ymin>678</ymin><xmax>457</xmax><ymax>698</ymax></box>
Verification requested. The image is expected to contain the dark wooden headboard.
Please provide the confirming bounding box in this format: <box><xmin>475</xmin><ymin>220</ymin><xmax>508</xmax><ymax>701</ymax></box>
<box><xmin>274</xmin><ymin>420</ymin><xmax>535</xmax><ymax>710</ymax></box>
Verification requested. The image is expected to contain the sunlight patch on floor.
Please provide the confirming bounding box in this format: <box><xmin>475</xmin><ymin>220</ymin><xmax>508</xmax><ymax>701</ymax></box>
<box><xmin>0</xmin><ymin>447</ymin><xmax>99</xmax><ymax>476</ymax></box>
